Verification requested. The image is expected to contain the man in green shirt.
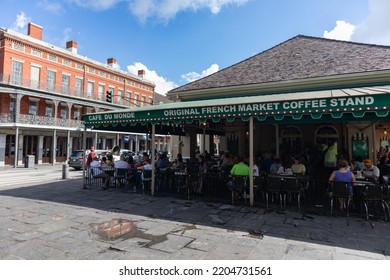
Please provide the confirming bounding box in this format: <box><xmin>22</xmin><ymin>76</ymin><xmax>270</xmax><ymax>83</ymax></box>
<box><xmin>230</xmin><ymin>158</ymin><xmax>250</xmax><ymax>176</ymax></box>
<box><xmin>227</xmin><ymin>157</ymin><xmax>250</xmax><ymax>197</ymax></box>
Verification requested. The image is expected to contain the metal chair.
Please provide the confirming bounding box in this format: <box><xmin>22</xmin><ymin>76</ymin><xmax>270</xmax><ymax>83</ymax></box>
<box><xmin>156</xmin><ymin>167</ymin><xmax>168</xmax><ymax>191</ymax></box>
<box><xmin>229</xmin><ymin>175</ymin><xmax>248</xmax><ymax>204</ymax></box>
<box><xmin>265</xmin><ymin>176</ymin><xmax>283</xmax><ymax>209</ymax></box>
<box><xmin>140</xmin><ymin>169</ymin><xmax>152</xmax><ymax>194</ymax></box>
<box><xmin>114</xmin><ymin>168</ymin><xmax>128</xmax><ymax>190</ymax></box>
<box><xmin>361</xmin><ymin>184</ymin><xmax>389</xmax><ymax>221</ymax></box>
<box><xmin>186</xmin><ymin>173</ymin><xmax>199</xmax><ymax>200</ymax></box>
<box><xmin>330</xmin><ymin>181</ymin><xmax>353</xmax><ymax>224</ymax></box>
<box><xmin>283</xmin><ymin>177</ymin><xmax>304</xmax><ymax>210</ymax></box>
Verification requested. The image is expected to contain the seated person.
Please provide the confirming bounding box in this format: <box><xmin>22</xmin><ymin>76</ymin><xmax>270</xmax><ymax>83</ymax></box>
<box><xmin>156</xmin><ymin>153</ymin><xmax>169</xmax><ymax>170</ymax></box>
<box><xmin>353</xmin><ymin>156</ymin><xmax>364</xmax><ymax>171</ymax></box>
<box><xmin>328</xmin><ymin>159</ymin><xmax>356</xmax><ymax>211</ymax></box>
<box><xmin>377</xmin><ymin>157</ymin><xmax>390</xmax><ymax>177</ymax></box>
<box><xmin>253</xmin><ymin>160</ymin><xmax>259</xmax><ymax>177</ymax></box>
<box><xmin>291</xmin><ymin>157</ymin><xmax>306</xmax><ymax>175</ymax></box>
<box><xmin>114</xmin><ymin>155</ymin><xmax>129</xmax><ymax>184</ymax></box>
<box><xmin>137</xmin><ymin>159</ymin><xmax>153</xmax><ymax>180</ymax></box>
<box><xmin>171</xmin><ymin>153</ymin><xmax>185</xmax><ymax>171</ymax></box>
<box><xmin>220</xmin><ymin>153</ymin><xmax>234</xmax><ymax>173</ymax></box>
<box><xmin>90</xmin><ymin>156</ymin><xmax>110</xmax><ymax>189</ymax></box>
<box><xmin>362</xmin><ymin>159</ymin><xmax>380</xmax><ymax>181</ymax></box>
<box><xmin>134</xmin><ymin>152</ymin><xmax>150</xmax><ymax>168</ymax></box>
<box><xmin>227</xmin><ymin>156</ymin><xmax>250</xmax><ymax>195</ymax></box>
<box><xmin>269</xmin><ymin>158</ymin><xmax>283</xmax><ymax>174</ymax></box>
<box><xmin>186</xmin><ymin>158</ymin><xmax>200</xmax><ymax>174</ymax></box>
<box><xmin>114</xmin><ymin>155</ymin><xmax>129</xmax><ymax>169</ymax></box>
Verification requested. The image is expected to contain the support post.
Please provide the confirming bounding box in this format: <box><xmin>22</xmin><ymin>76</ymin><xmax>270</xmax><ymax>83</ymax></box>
<box><xmin>249</xmin><ymin>116</ymin><xmax>254</xmax><ymax>207</ymax></box>
<box><xmin>151</xmin><ymin>124</ymin><xmax>156</xmax><ymax>195</ymax></box>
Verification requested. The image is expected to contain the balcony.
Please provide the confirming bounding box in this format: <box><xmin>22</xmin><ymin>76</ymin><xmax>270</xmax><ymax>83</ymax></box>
<box><xmin>0</xmin><ymin>73</ymin><xmax>99</xmax><ymax>102</ymax></box>
<box><xmin>0</xmin><ymin>113</ymin><xmax>83</xmax><ymax>128</ymax></box>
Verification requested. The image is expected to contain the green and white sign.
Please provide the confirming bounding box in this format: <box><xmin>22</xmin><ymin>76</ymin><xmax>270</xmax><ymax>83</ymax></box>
<box><xmin>83</xmin><ymin>94</ymin><xmax>389</xmax><ymax>125</ymax></box>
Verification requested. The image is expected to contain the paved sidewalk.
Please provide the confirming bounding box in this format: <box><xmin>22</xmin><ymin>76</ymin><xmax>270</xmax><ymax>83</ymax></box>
<box><xmin>0</xmin><ymin>165</ymin><xmax>389</xmax><ymax>260</ymax></box>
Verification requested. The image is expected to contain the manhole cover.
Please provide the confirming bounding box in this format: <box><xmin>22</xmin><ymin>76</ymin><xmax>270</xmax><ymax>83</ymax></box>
<box><xmin>91</xmin><ymin>218</ymin><xmax>135</xmax><ymax>240</ymax></box>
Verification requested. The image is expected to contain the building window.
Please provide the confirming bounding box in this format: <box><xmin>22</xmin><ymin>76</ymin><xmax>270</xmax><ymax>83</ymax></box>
<box><xmin>126</xmin><ymin>91</ymin><xmax>131</xmax><ymax>107</ymax></box>
<box><xmin>133</xmin><ymin>93</ymin><xmax>139</xmax><ymax>107</ymax></box>
<box><xmin>12</xmin><ymin>42</ymin><xmax>25</xmax><ymax>52</ymax></box>
<box><xmin>61</xmin><ymin>74</ymin><xmax>70</xmax><ymax>95</ymax></box>
<box><xmin>88</xmin><ymin>67</ymin><xmax>95</xmax><ymax>74</ymax></box>
<box><xmin>98</xmin><ymin>84</ymin><xmax>104</xmax><ymax>101</ymax></box>
<box><xmin>75</xmin><ymin>77</ymin><xmax>82</xmax><ymax>97</ymax></box>
<box><xmin>99</xmin><ymin>70</ymin><xmax>105</xmax><ymax>77</ymax></box>
<box><xmin>47</xmin><ymin>70</ymin><xmax>56</xmax><ymax>92</ymax></box>
<box><xmin>30</xmin><ymin>65</ymin><xmax>41</xmax><ymax>89</ymax></box>
<box><xmin>141</xmin><ymin>96</ymin><xmax>145</xmax><ymax>107</ymax></box>
<box><xmin>31</xmin><ymin>48</ymin><xmax>42</xmax><ymax>57</ymax></box>
<box><xmin>118</xmin><ymin>89</ymin><xmax>123</xmax><ymax>105</ymax></box>
<box><xmin>87</xmin><ymin>81</ymin><xmax>94</xmax><ymax>99</ymax></box>
<box><xmin>76</xmin><ymin>63</ymin><xmax>84</xmax><ymax>70</ymax></box>
<box><xmin>11</xmin><ymin>60</ymin><xmax>23</xmax><ymax>85</ymax></box>
<box><xmin>48</xmin><ymin>54</ymin><xmax>57</xmax><ymax>62</ymax></box>
<box><xmin>10</xmin><ymin>98</ymin><xmax>16</xmax><ymax>120</ymax></box>
<box><xmin>29</xmin><ymin>101</ymin><xmax>38</xmax><ymax>116</ymax></box>
<box><xmin>74</xmin><ymin>110</ymin><xmax>80</xmax><ymax>120</ymax></box>
<box><xmin>60</xmin><ymin>107</ymin><xmax>67</xmax><ymax>119</ymax></box>
<box><xmin>63</xmin><ymin>59</ymin><xmax>71</xmax><ymax>66</ymax></box>
<box><xmin>148</xmin><ymin>97</ymin><xmax>153</xmax><ymax>105</ymax></box>
<box><xmin>45</xmin><ymin>105</ymin><xmax>53</xmax><ymax>117</ymax></box>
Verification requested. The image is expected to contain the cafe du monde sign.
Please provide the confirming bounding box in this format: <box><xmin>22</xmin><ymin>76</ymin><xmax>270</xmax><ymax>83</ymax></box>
<box><xmin>85</xmin><ymin>95</ymin><xmax>387</xmax><ymax>123</ymax></box>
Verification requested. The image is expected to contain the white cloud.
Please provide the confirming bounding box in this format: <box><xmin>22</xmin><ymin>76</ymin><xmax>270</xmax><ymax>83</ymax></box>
<box><xmin>65</xmin><ymin>0</ymin><xmax>249</xmax><ymax>23</ymax></box>
<box><xmin>66</xmin><ymin>0</ymin><xmax>120</xmax><ymax>10</ymax></box>
<box><xmin>324</xmin><ymin>0</ymin><xmax>390</xmax><ymax>45</ymax></box>
<box><xmin>323</xmin><ymin>20</ymin><xmax>355</xmax><ymax>41</ymax></box>
<box><xmin>13</xmin><ymin>12</ymin><xmax>30</xmax><ymax>31</ymax></box>
<box><xmin>351</xmin><ymin>0</ymin><xmax>390</xmax><ymax>45</ymax></box>
<box><xmin>181</xmin><ymin>63</ymin><xmax>219</xmax><ymax>83</ymax></box>
<box><xmin>38</xmin><ymin>1</ymin><xmax>65</xmax><ymax>15</ymax></box>
<box><xmin>128</xmin><ymin>0</ymin><xmax>249</xmax><ymax>23</ymax></box>
<box><xmin>127</xmin><ymin>62</ymin><xmax>178</xmax><ymax>95</ymax></box>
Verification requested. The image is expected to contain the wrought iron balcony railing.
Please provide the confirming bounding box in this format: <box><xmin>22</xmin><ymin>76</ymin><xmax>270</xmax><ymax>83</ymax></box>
<box><xmin>0</xmin><ymin>113</ymin><xmax>83</xmax><ymax>128</ymax></box>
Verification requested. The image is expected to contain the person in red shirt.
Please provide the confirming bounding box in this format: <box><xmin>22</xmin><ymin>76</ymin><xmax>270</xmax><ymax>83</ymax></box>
<box><xmin>86</xmin><ymin>146</ymin><xmax>95</xmax><ymax>168</ymax></box>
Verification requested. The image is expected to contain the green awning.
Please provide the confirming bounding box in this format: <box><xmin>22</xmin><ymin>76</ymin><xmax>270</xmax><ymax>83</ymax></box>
<box><xmin>82</xmin><ymin>85</ymin><xmax>390</xmax><ymax>130</ymax></box>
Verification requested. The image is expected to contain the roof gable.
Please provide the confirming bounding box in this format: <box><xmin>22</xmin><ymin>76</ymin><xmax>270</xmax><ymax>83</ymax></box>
<box><xmin>169</xmin><ymin>35</ymin><xmax>390</xmax><ymax>95</ymax></box>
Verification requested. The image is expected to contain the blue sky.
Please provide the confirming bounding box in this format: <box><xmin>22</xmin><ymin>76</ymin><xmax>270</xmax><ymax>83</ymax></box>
<box><xmin>1</xmin><ymin>0</ymin><xmax>390</xmax><ymax>95</ymax></box>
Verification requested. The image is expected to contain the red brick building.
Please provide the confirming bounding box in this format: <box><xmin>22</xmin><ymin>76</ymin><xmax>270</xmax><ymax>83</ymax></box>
<box><xmin>0</xmin><ymin>23</ymin><xmax>156</xmax><ymax>166</ymax></box>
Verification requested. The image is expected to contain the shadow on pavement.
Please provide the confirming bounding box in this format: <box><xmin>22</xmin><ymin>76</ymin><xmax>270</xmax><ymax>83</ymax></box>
<box><xmin>1</xmin><ymin>177</ymin><xmax>389</xmax><ymax>257</ymax></box>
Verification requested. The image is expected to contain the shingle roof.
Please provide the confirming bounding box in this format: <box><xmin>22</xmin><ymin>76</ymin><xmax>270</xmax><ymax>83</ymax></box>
<box><xmin>169</xmin><ymin>35</ymin><xmax>390</xmax><ymax>94</ymax></box>
<box><xmin>154</xmin><ymin>92</ymin><xmax>172</xmax><ymax>104</ymax></box>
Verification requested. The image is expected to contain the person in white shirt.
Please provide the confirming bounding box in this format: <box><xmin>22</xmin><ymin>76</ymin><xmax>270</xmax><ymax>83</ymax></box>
<box><xmin>362</xmin><ymin>159</ymin><xmax>380</xmax><ymax>181</ymax></box>
<box><xmin>90</xmin><ymin>156</ymin><xmax>110</xmax><ymax>189</ymax></box>
<box><xmin>114</xmin><ymin>155</ymin><xmax>129</xmax><ymax>169</ymax></box>
<box><xmin>137</xmin><ymin>159</ymin><xmax>153</xmax><ymax>180</ymax></box>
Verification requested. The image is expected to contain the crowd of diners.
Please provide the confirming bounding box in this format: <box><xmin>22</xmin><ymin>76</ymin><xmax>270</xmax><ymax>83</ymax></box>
<box><xmin>84</xmin><ymin>142</ymin><xmax>390</xmax><ymax>207</ymax></box>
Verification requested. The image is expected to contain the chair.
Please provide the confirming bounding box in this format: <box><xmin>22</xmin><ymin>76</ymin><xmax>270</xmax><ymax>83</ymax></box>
<box><xmin>330</xmin><ymin>181</ymin><xmax>353</xmax><ymax>224</ymax></box>
<box><xmin>156</xmin><ymin>167</ymin><xmax>168</xmax><ymax>191</ymax></box>
<box><xmin>265</xmin><ymin>176</ymin><xmax>283</xmax><ymax>208</ymax></box>
<box><xmin>87</xmin><ymin>166</ymin><xmax>108</xmax><ymax>189</ymax></box>
<box><xmin>253</xmin><ymin>175</ymin><xmax>265</xmax><ymax>203</ymax></box>
<box><xmin>186</xmin><ymin>173</ymin><xmax>199</xmax><ymax>200</ymax></box>
<box><xmin>360</xmin><ymin>184</ymin><xmax>389</xmax><ymax>221</ymax></box>
<box><xmin>114</xmin><ymin>168</ymin><xmax>128</xmax><ymax>190</ymax></box>
<box><xmin>140</xmin><ymin>169</ymin><xmax>152</xmax><ymax>194</ymax></box>
<box><xmin>229</xmin><ymin>175</ymin><xmax>248</xmax><ymax>204</ymax></box>
<box><xmin>283</xmin><ymin>177</ymin><xmax>304</xmax><ymax>210</ymax></box>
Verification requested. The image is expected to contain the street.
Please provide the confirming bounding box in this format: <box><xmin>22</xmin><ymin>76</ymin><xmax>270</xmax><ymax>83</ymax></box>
<box><xmin>0</xmin><ymin>164</ymin><xmax>389</xmax><ymax>260</ymax></box>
